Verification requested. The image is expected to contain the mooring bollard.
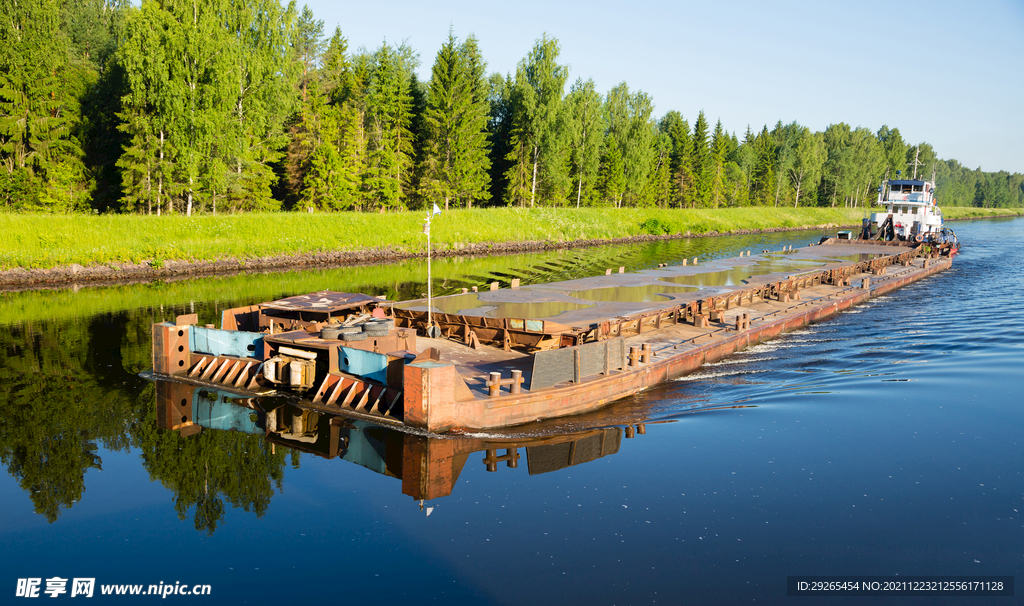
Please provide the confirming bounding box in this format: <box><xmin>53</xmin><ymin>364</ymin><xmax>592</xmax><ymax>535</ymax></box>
<box><xmin>681</xmin><ymin>259</ymin><xmax>687</xmax><ymax>266</ymax></box>
<box><xmin>625</xmin><ymin>425</ymin><xmax>636</xmax><ymax>438</ymax></box>
<box><xmin>640</xmin><ymin>343</ymin><xmax>652</xmax><ymax>364</ymax></box>
<box><xmin>511</xmin><ymin>278</ymin><xmax>520</xmax><ymax>289</ymax></box>
<box><xmin>510</xmin><ymin>369</ymin><xmax>522</xmax><ymax>394</ymax></box>
<box><xmin>606</xmin><ymin>268</ymin><xmax>613</xmax><ymax>275</ymax></box>
<box><xmin>472</xmin><ymin>286</ymin><xmax>478</xmax><ymax>292</ymax></box>
<box><xmin>486</xmin><ymin>370</ymin><xmax>525</xmax><ymax>397</ymax></box>
<box><xmin>693</xmin><ymin>257</ymin><xmax>698</xmax><ymax>265</ymax></box>
<box><xmin>637</xmin><ymin>424</ymin><xmax>646</xmax><ymax>435</ymax></box>
<box><xmin>482</xmin><ymin>448</ymin><xmax>520</xmax><ymax>471</ymax></box>
<box><xmin>490</xmin><ymin>282</ymin><xmax>499</xmax><ymax>291</ymax></box>
<box><xmin>628</xmin><ymin>346</ymin><xmax>641</xmax><ymax>368</ymax></box>
<box><xmin>619</xmin><ymin>266</ymin><xmax>625</xmax><ymax>274</ymax></box>
<box><xmin>487</xmin><ymin>372</ymin><xmax>502</xmax><ymax>397</ymax></box>
<box><xmin>862</xmin><ymin>277</ymin><xmax>871</xmax><ymax>290</ymax></box>
<box><xmin>462</xmin><ymin>288</ymin><xmax>468</xmax><ymax>294</ymax></box>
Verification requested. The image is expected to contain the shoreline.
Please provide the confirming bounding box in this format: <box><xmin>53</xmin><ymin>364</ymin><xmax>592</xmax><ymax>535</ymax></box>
<box><xmin>0</xmin><ymin>213</ymin><xmax>1015</xmax><ymax>291</ymax></box>
<box><xmin>0</xmin><ymin>224</ymin><xmax>839</xmax><ymax>291</ymax></box>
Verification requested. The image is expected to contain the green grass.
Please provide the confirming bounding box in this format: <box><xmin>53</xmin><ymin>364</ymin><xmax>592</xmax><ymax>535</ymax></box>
<box><xmin>1</xmin><ymin>206</ymin><xmax>1019</xmax><ymax>270</ymax></box>
<box><xmin>940</xmin><ymin>206</ymin><xmax>1024</xmax><ymax>220</ymax></box>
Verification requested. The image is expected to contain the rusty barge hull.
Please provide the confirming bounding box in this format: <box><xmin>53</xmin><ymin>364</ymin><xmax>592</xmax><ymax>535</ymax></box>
<box><xmin>151</xmin><ymin>241</ymin><xmax>952</xmax><ymax>433</ymax></box>
<box><xmin>457</xmin><ymin>256</ymin><xmax>951</xmax><ymax>429</ymax></box>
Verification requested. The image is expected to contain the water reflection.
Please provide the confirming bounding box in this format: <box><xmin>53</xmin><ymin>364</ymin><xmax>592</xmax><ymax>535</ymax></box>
<box><xmin>656</xmin><ymin>259</ymin><xmax>823</xmax><ymax>287</ymax></box>
<box><xmin>155</xmin><ymin>378</ymin><xmax>645</xmax><ymax>506</ymax></box>
<box><xmin>569</xmin><ymin>284</ymin><xmax>698</xmax><ymax>303</ymax></box>
<box><xmin>0</xmin><ymin>231</ymin><xmax>816</xmax><ymax>529</ymax></box>
<box><xmin>398</xmin><ymin>291</ymin><xmax>593</xmax><ymax>318</ymax></box>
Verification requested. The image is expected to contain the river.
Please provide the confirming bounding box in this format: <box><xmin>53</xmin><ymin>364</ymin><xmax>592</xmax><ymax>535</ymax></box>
<box><xmin>1</xmin><ymin>219</ymin><xmax>1020</xmax><ymax>604</ymax></box>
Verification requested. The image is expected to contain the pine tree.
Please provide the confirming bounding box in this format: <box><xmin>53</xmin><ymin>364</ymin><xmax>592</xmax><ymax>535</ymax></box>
<box><xmin>709</xmin><ymin>119</ymin><xmax>728</xmax><ymax>207</ymax></box>
<box><xmin>690</xmin><ymin>111</ymin><xmax>712</xmax><ymax>207</ymax></box>
<box><xmin>0</xmin><ymin>0</ymin><xmax>82</xmax><ymax>209</ymax></box>
<box><xmin>419</xmin><ymin>31</ymin><xmax>491</xmax><ymax>210</ymax></box>
<box><xmin>751</xmin><ymin>126</ymin><xmax>775</xmax><ymax>205</ymax></box>
<box><xmin>641</xmin><ymin>132</ymin><xmax>672</xmax><ymax>208</ymax></box>
<box><xmin>598</xmin><ymin>141</ymin><xmax>625</xmax><ymax>207</ymax></box>
<box><xmin>364</xmin><ymin>42</ymin><xmax>415</xmax><ymax>210</ymax></box>
<box><xmin>659</xmin><ymin>111</ymin><xmax>690</xmax><ymax>207</ymax></box>
<box><xmin>486</xmin><ymin>73</ymin><xmax>514</xmax><ymax>204</ymax></box>
<box><xmin>292</xmin><ymin>5</ymin><xmax>324</xmax><ymax>103</ymax></box>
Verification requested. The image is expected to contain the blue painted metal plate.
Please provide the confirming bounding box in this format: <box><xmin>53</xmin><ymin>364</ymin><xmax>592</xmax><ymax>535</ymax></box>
<box><xmin>338</xmin><ymin>347</ymin><xmax>388</xmax><ymax>384</ymax></box>
<box><xmin>190</xmin><ymin>326</ymin><xmax>264</xmax><ymax>358</ymax></box>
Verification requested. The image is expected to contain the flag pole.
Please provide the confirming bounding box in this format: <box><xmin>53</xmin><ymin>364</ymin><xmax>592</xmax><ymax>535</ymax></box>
<box><xmin>424</xmin><ymin>203</ymin><xmax>441</xmax><ymax>339</ymax></box>
<box><xmin>426</xmin><ymin>210</ymin><xmax>433</xmax><ymax>338</ymax></box>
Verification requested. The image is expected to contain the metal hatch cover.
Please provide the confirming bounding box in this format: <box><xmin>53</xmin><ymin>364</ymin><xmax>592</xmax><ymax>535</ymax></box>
<box><xmin>260</xmin><ymin>290</ymin><xmax>382</xmax><ymax>313</ymax></box>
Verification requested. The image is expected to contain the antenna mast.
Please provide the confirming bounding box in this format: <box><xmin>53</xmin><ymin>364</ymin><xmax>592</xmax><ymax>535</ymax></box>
<box><xmin>909</xmin><ymin>146</ymin><xmax>923</xmax><ymax>180</ymax></box>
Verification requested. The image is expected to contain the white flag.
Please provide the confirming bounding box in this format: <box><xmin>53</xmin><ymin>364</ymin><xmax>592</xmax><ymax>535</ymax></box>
<box><xmin>432</xmin><ymin>203</ymin><xmax>442</xmax><ymax>216</ymax></box>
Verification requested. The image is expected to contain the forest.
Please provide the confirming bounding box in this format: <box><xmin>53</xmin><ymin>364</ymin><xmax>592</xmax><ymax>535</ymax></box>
<box><xmin>1</xmin><ymin>0</ymin><xmax>1021</xmax><ymax>215</ymax></box>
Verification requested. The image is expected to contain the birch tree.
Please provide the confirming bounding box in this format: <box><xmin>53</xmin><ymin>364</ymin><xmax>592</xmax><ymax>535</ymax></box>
<box><xmin>504</xmin><ymin>35</ymin><xmax>568</xmax><ymax>206</ymax></box>
<box><xmin>564</xmin><ymin>78</ymin><xmax>602</xmax><ymax>207</ymax></box>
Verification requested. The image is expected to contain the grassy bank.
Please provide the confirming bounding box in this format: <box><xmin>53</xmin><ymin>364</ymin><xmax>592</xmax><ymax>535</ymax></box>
<box><xmin>1</xmin><ymin>206</ymin><xmax>1019</xmax><ymax>270</ymax></box>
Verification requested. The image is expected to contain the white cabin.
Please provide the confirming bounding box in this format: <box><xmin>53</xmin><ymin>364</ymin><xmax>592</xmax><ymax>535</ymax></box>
<box><xmin>870</xmin><ymin>179</ymin><xmax>944</xmax><ymax>240</ymax></box>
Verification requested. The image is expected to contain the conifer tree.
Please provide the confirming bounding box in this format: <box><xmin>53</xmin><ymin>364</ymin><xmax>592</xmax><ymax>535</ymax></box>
<box><xmin>598</xmin><ymin>140</ymin><xmax>625</xmax><ymax>207</ymax></box>
<box><xmin>659</xmin><ymin>111</ymin><xmax>690</xmax><ymax>207</ymax></box>
<box><xmin>751</xmin><ymin>126</ymin><xmax>775</xmax><ymax>205</ymax></box>
<box><xmin>364</xmin><ymin>42</ymin><xmax>415</xmax><ymax>210</ymax></box>
<box><xmin>642</xmin><ymin>131</ymin><xmax>672</xmax><ymax>208</ymax></box>
<box><xmin>690</xmin><ymin>111</ymin><xmax>712</xmax><ymax>207</ymax></box>
<box><xmin>419</xmin><ymin>31</ymin><xmax>491</xmax><ymax>210</ymax></box>
<box><xmin>486</xmin><ymin>73</ymin><xmax>514</xmax><ymax>204</ymax></box>
<box><xmin>0</xmin><ymin>0</ymin><xmax>83</xmax><ymax>209</ymax></box>
<box><xmin>292</xmin><ymin>5</ymin><xmax>324</xmax><ymax>103</ymax></box>
<box><xmin>710</xmin><ymin>119</ymin><xmax>728</xmax><ymax>207</ymax></box>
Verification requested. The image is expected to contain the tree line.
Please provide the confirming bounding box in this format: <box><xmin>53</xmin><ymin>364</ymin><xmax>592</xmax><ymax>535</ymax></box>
<box><xmin>2</xmin><ymin>0</ymin><xmax>1021</xmax><ymax>214</ymax></box>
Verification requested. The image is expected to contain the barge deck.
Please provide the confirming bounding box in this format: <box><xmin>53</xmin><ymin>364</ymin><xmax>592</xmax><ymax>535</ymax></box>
<box><xmin>151</xmin><ymin>240</ymin><xmax>951</xmax><ymax>433</ymax></box>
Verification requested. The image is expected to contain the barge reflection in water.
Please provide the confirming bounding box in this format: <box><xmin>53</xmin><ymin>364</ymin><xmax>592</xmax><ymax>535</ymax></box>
<box><xmin>153</xmin><ymin>377</ymin><xmax>739</xmax><ymax>504</ymax></box>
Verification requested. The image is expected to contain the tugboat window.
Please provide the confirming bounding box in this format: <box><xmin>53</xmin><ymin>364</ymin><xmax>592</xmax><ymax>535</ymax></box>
<box><xmin>913</xmin><ymin>185</ymin><xmax>924</xmax><ymax>192</ymax></box>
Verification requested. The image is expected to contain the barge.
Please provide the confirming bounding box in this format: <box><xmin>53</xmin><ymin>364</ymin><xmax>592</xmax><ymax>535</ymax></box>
<box><xmin>151</xmin><ymin>239</ymin><xmax>953</xmax><ymax>433</ymax></box>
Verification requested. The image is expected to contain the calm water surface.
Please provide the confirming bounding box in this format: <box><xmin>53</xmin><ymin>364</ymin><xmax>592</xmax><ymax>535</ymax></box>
<box><xmin>1</xmin><ymin>221</ymin><xmax>1021</xmax><ymax>604</ymax></box>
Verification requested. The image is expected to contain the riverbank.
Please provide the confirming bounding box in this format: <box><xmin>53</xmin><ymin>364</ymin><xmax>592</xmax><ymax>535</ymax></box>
<box><xmin>1</xmin><ymin>206</ymin><xmax>1019</xmax><ymax>289</ymax></box>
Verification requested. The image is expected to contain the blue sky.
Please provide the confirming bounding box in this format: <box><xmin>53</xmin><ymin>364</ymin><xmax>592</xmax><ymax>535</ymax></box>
<box><xmin>302</xmin><ymin>0</ymin><xmax>1024</xmax><ymax>174</ymax></box>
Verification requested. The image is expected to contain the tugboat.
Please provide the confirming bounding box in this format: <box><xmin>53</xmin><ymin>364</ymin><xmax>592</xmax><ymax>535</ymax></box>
<box><xmin>860</xmin><ymin>153</ymin><xmax>960</xmax><ymax>256</ymax></box>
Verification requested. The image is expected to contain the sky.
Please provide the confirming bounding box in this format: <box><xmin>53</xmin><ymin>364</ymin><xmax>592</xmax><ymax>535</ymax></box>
<box><xmin>301</xmin><ymin>0</ymin><xmax>1024</xmax><ymax>174</ymax></box>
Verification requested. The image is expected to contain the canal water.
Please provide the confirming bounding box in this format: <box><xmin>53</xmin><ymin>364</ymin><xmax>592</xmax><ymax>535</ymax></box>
<box><xmin>1</xmin><ymin>220</ymin><xmax>1020</xmax><ymax>604</ymax></box>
